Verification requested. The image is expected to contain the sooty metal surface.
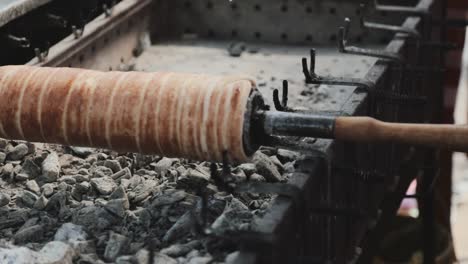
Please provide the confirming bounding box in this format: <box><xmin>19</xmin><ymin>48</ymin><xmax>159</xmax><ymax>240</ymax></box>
<box><xmin>135</xmin><ymin>41</ymin><xmax>378</xmax><ymax>114</ymax></box>
<box><xmin>0</xmin><ymin>0</ymin><xmax>51</xmax><ymax>27</ymax></box>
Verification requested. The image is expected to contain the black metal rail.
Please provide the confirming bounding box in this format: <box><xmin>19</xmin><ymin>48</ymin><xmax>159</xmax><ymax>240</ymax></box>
<box><xmin>234</xmin><ymin>0</ymin><xmax>448</xmax><ymax>263</ymax></box>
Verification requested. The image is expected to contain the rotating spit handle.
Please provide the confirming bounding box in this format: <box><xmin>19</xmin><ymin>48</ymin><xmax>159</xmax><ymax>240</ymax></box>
<box><xmin>262</xmin><ymin>112</ymin><xmax>468</xmax><ymax>152</ymax></box>
<box><xmin>335</xmin><ymin>116</ymin><xmax>468</xmax><ymax>152</ymax></box>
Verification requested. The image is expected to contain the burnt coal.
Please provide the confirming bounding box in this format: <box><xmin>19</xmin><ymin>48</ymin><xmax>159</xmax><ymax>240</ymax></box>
<box><xmin>0</xmin><ymin>142</ymin><xmax>279</xmax><ymax>262</ymax></box>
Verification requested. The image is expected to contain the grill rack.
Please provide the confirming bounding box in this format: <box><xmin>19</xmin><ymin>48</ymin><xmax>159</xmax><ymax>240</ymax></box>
<box><xmin>0</xmin><ymin>0</ymin><xmax>452</xmax><ymax>263</ymax></box>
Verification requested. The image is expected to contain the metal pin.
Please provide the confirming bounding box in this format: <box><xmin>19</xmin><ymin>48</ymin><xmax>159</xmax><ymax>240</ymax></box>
<box><xmin>273</xmin><ymin>80</ymin><xmax>291</xmax><ymax>112</ymax></box>
<box><xmin>34</xmin><ymin>44</ymin><xmax>49</xmax><ymax>63</ymax></box>
<box><xmin>72</xmin><ymin>25</ymin><xmax>85</xmax><ymax>39</ymax></box>
<box><xmin>103</xmin><ymin>1</ymin><xmax>116</xmax><ymax>17</ymax></box>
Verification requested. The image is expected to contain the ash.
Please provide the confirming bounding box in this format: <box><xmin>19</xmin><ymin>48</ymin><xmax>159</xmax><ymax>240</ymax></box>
<box><xmin>0</xmin><ymin>140</ymin><xmax>298</xmax><ymax>263</ymax></box>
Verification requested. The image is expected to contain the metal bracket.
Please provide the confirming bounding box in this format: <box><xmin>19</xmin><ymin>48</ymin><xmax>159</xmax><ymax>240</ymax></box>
<box><xmin>359</xmin><ymin>3</ymin><xmax>420</xmax><ymax>39</ymax></box>
<box><xmin>373</xmin><ymin>0</ymin><xmax>430</xmax><ymax>17</ymax></box>
<box><xmin>302</xmin><ymin>49</ymin><xmax>426</xmax><ymax>105</ymax></box>
<box><xmin>339</xmin><ymin>18</ymin><xmax>403</xmax><ymax>62</ymax></box>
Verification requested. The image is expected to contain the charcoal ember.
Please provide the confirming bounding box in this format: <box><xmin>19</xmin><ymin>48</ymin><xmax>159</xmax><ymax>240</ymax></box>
<box><xmin>249</xmin><ymin>173</ymin><xmax>266</xmax><ymax>182</ymax></box>
<box><xmin>0</xmin><ymin>192</ymin><xmax>11</xmax><ymax>207</ymax></box>
<box><xmin>162</xmin><ymin>211</ymin><xmax>195</xmax><ymax>243</ymax></box>
<box><xmin>17</xmin><ymin>190</ymin><xmax>38</xmax><ymax>208</ymax></box>
<box><xmin>230</xmin><ymin>167</ymin><xmax>247</xmax><ymax>183</ymax></box>
<box><xmin>0</xmin><ymin>139</ymin><xmax>7</xmax><ymax>149</ymax></box>
<box><xmin>13</xmin><ymin>224</ymin><xmax>44</xmax><ymax>244</ymax></box>
<box><xmin>129</xmin><ymin>178</ymin><xmax>158</xmax><ymax>203</ymax></box>
<box><xmin>0</xmin><ymin>211</ymin><xmax>28</xmax><ymax>230</ymax></box>
<box><xmin>38</xmin><ymin>241</ymin><xmax>75</xmax><ymax>264</ymax></box>
<box><xmin>55</xmin><ymin>223</ymin><xmax>87</xmax><ymax>243</ymax></box>
<box><xmin>151</xmin><ymin>157</ymin><xmax>178</xmax><ymax>174</ymax></box>
<box><xmin>105</xmin><ymin>186</ymin><xmax>130</xmax><ymax>217</ymax></box>
<box><xmin>74</xmin><ymin>174</ymin><xmax>89</xmax><ymax>183</ymax></box>
<box><xmin>160</xmin><ymin>240</ymin><xmax>201</xmax><ymax>258</ymax></box>
<box><xmin>104</xmin><ymin>231</ymin><xmax>129</xmax><ymax>262</ymax></box>
<box><xmin>177</xmin><ymin>166</ymin><xmax>210</xmax><ymax>189</ymax></box>
<box><xmin>41</xmin><ymin>183</ymin><xmax>55</xmax><ymax>197</ymax></box>
<box><xmin>20</xmin><ymin>158</ymin><xmax>41</xmax><ymax>179</ymax></box>
<box><xmin>116</xmin><ymin>156</ymin><xmax>131</xmax><ymax>168</ymax></box>
<box><xmin>85</xmin><ymin>156</ymin><xmax>97</xmax><ymax>165</ymax></box>
<box><xmin>252</xmin><ymin>152</ymin><xmax>283</xmax><ymax>182</ymax></box>
<box><xmin>1</xmin><ymin>163</ymin><xmax>14</xmax><ymax>179</ymax></box>
<box><xmin>126</xmin><ymin>208</ymin><xmax>152</xmax><ymax>230</ymax></box>
<box><xmin>72</xmin><ymin>206</ymin><xmax>118</xmax><ymax>233</ymax></box>
<box><xmin>248</xmin><ymin>200</ymin><xmax>262</xmax><ymax>209</ymax></box>
<box><xmin>45</xmin><ymin>190</ymin><xmax>68</xmax><ymax>215</ymax></box>
<box><xmin>225</xmin><ymin>251</ymin><xmax>240</xmax><ymax>263</ymax></box>
<box><xmin>0</xmin><ymin>151</ymin><xmax>6</xmax><ymax>164</ymax></box>
<box><xmin>104</xmin><ymin>160</ymin><xmax>122</xmax><ymax>173</ymax></box>
<box><xmin>79</xmin><ymin>253</ymin><xmax>106</xmax><ymax>264</ymax></box>
<box><xmin>24</xmin><ymin>142</ymin><xmax>35</xmax><ymax>155</ymax></box>
<box><xmin>283</xmin><ymin>161</ymin><xmax>296</xmax><ymax>173</ymax></box>
<box><xmin>187</xmin><ymin>255</ymin><xmax>213</xmax><ymax>264</ymax></box>
<box><xmin>69</xmin><ymin>146</ymin><xmax>94</xmax><ymax>157</ymax></box>
<box><xmin>90</xmin><ymin>176</ymin><xmax>117</xmax><ymax>195</ymax></box>
<box><xmin>97</xmin><ymin>153</ymin><xmax>109</xmax><ymax>160</ymax></box>
<box><xmin>269</xmin><ymin>155</ymin><xmax>284</xmax><ymax>173</ymax></box>
<box><xmin>0</xmin><ymin>246</ymin><xmax>37</xmax><ymax>264</ymax></box>
<box><xmin>258</xmin><ymin>146</ymin><xmax>277</xmax><ymax>156</ymax></box>
<box><xmin>77</xmin><ymin>168</ymin><xmax>89</xmax><ymax>175</ymax></box>
<box><xmin>115</xmin><ymin>255</ymin><xmax>133</xmax><ymax>264</ymax></box>
<box><xmin>76</xmin><ymin>182</ymin><xmax>91</xmax><ymax>193</ymax></box>
<box><xmin>211</xmin><ymin>197</ymin><xmax>252</xmax><ymax>231</ymax></box>
<box><xmin>40</xmin><ymin>152</ymin><xmax>61</xmax><ymax>183</ymax></box>
<box><xmin>111</xmin><ymin>167</ymin><xmax>132</xmax><ymax>181</ymax></box>
<box><xmin>150</xmin><ymin>190</ymin><xmax>187</xmax><ymax>209</ymax></box>
<box><xmin>7</xmin><ymin>143</ymin><xmax>29</xmax><ymax>161</ymax></box>
<box><xmin>137</xmin><ymin>168</ymin><xmax>158</xmax><ymax>178</ymax></box>
<box><xmin>60</xmin><ymin>175</ymin><xmax>77</xmax><ymax>185</ymax></box>
<box><xmin>135</xmin><ymin>250</ymin><xmax>177</xmax><ymax>264</ymax></box>
<box><xmin>92</xmin><ymin>166</ymin><xmax>113</xmax><ymax>177</ymax></box>
<box><xmin>25</xmin><ymin>180</ymin><xmax>40</xmax><ymax>194</ymax></box>
<box><xmin>14</xmin><ymin>173</ymin><xmax>29</xmax><ymax>181</ymax></box>
<box><xmin>58</xmin><ymin>154</ymin><xmax>75</xmax><ymax>169</ymax></box>
<box><xmin>58</xmin><ymin>182</ymin><xmax>70</xmax><ymax>191</ymax></box>
<box><xmin>277</xmin><ymin>149</ymin><xmax>300</xmax><ymax>163</ymax></box>
<box><xmin>33</xmin><ymin>195</ymin><xmax>49</xmax><ymax>210</ymax></box>
<box><xmin>237</xmin><ymin>163</ymin><xmax>256</xmax><ymax>176</ymax></box>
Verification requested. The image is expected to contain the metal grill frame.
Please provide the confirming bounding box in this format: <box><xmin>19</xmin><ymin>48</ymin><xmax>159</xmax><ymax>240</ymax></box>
<box><xmin>224</xmin><ymin>0</ymin><xmax>446</xmax><ymax>263</ymax></box>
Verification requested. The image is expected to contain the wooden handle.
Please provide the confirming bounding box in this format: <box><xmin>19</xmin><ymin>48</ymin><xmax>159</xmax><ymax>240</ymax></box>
<box><xmin>334</xmin><ymin>116</ymin><xmax>468</xmax><ymax>152</ymax></box>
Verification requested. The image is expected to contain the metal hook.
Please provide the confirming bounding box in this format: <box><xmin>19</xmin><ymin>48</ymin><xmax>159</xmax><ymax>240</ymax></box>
<box><xmin>302</xmin><ymin>49</ymin><xmax>426</xmax><ymax>105</ymax></box>
<box><xmin>338</xmin><ymin>18</ymin><xmax>402</xmax><ymax>62</ymax></box>
<box><xmin>273</xmin><ymin>80</ymin><xmax>292</xmax><ymax>112</ymax></box>
<box><xmin>72</xmin><ymin>25</ymin><xmax>85</xmax><ymax>39</ymax></box>
<box><xmin>34</xmin><ymin>42</ymin><xmax>50</xmax><ymax>63</ymax></box>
